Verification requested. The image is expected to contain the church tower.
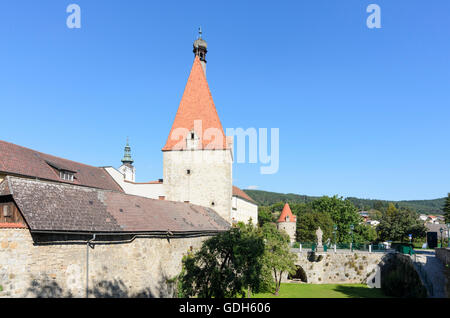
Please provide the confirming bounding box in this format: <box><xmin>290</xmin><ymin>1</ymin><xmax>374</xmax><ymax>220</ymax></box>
<box><xmin>118</xmin><ymin>138</ymin><xmax>136</xmax><ymax>182</ymax></box>
<box><xmin>162</xmin><ymin>30</ymin><xmax>233</xmax><ymax>222</ymax></box>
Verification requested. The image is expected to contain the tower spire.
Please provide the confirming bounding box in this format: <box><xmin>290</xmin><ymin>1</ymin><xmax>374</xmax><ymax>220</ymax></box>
<box><xmin>193</xmin><ymin>27</ymin><xmax>207</xmax><ymax>75</ymax></box>
<box><xmin>121</xmin><ymin>137</ymin><xmax>134</xmax><ymax>165</ymax></box>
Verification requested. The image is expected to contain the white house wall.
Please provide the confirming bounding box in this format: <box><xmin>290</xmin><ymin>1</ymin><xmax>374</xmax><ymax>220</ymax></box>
<box><xmin>104</xmin><ymin>167</ymin><xmax>165</xmax><ymax>199</ymax></box>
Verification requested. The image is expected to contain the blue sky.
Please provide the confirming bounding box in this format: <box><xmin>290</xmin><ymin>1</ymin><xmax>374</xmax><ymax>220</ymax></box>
<box><xmin>0</xmin><ymin>1</ymin><xmax>449</xmax><ymax>201</ymax></box>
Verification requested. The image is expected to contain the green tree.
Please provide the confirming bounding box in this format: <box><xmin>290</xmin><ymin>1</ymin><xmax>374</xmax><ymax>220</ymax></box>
<box><xmin>296</xmin><ymin>211</ymin><xmax>333</xmax><ymax>243</ymax></box>
<box><xmin>257</xmin><ymin>206</ymin><xmax>274</xmax><ymax>227</ymax></box>
<box><xmin>179</xmin><ymin>222</ymin><xmax>265</xmax><ymax>298</ymax></box>
<box><xmin>368</xmin><ymin>209</ymin><xmax>382</xmax><ymax>221</ymax></box>
<box><xmin>353</xmin><ymin>223</ymin><xmax>378</xmax><ymax>243</ymax></box>
<box><xmin>310</xmin><ymin>196</ymin><xmax>361</xmax><ymax>243</ymax></box>
<box><xmin>260</xmin><ymin>223</ymin><xmax>296</xmax><ymax>295</ymax></box>
<box><xmin>444</xmin><ymin>193</ymin><xmax>450</xmax><ymax>224</ymax></box>
<box><xmin>377</xmin><ymin>206</ymin><xmax>426</xmax><ymax>242</ymax></box>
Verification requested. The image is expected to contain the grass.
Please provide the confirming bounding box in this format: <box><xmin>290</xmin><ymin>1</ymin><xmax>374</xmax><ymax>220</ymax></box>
<box><xmin>253</xmin><ymin>283</ymin><xmax>389</xmax><ymax>298</ymax></box>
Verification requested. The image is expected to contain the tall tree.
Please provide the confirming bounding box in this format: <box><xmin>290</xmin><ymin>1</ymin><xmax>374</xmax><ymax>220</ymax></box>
<box><xmin>180</xmin><ymin>222</ymin><xmax>265</xmax><ymax>298</ymax></box>
<box><xmin>296</xmin><ymin>211</ymin><xmax>333</xmax><ymax>243</ymax></box>
<box><xmin>377</xmin><ymin>206</ymin><xmax>426</xmax><ymax>242</ymax></box>
<box><xmin>261</xmin><ymin>223</ymin><xmax>297</xmax><ymax>295</ymax></box>
<box><xmin>310</xmin><ymin>195</ymin><xmax>361</xmax><ymax>243</ymax></box>
<box><xmin>444</xmin><ymin>193</ymin><xmax>450</xmax><ymax>224</ymax></box>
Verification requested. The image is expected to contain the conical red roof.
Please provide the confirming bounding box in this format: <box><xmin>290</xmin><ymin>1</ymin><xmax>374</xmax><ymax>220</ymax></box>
<box><xmin>277</xmin><ymin>203</ymin><xmax>296</xmax><ymax>223</ymax></box>
<box><xmin>162</xmin><ymin>56</ymin><xmax>228</xmax><ymax>151</ymax></box>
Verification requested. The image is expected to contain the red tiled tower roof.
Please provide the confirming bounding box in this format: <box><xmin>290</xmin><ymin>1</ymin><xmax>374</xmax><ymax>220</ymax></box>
<box><xmin>277</xmin><ymin>203</ymin><xmax>296</xmax><ymax>223</ymax></box>
<box><xmin>162</xmin><ymin>56</ymin><xmax>228</xmax><ymax>151</ymax></box>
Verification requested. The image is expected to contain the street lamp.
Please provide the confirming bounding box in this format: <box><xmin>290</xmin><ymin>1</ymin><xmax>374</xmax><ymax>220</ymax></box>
<box><xmin>349</xmin><ymin>224</ymin><xmax>354</xmax><ymax>251</ymax></box>
<box><xmin>440</xmin><ymin>228</ymin><xmax>444</xmax><ymax>248</ymax></box>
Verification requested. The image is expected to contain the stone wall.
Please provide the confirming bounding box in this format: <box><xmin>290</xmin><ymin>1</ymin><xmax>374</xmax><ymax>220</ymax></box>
<box><xmin>435</xmin><ymin>248</ymin><xmax>450</xmax><ymax>297</ymax></box>
<box><xmin>0</xmin><ymin>229</ymin><xmax>208</xmax><ymax>298</ymax></box>
<box><xmin>291</xmin><ymin>251</ymin><xmax>386</xmax><ymax>284</ymax></box>
<box><xmin>436</xmin><ymin>248</ymin><xmax>450</xmax><ymax>266</ymax></box>
<box><xmin>277</xmin><ymin>222</ymin><xmax>296</xmax><ymax>243</ymax></box>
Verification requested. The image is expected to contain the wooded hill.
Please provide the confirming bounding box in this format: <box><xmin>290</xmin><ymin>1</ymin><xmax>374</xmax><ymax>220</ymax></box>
<box><xmin>243</xmin><ymin>190</ymin><xmax>445</xmax><ymax>215</ymax></box>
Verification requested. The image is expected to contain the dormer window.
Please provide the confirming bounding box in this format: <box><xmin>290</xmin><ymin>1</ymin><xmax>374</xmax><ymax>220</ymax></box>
<box><xmin>60</xmin><ymin>171</ymin><xmax>74</xmax><ymax>181</ymax></box>
<box><xmin>45</xmin><ymin>160</ymin><xmax>76</xmax><ymax>182</ymax></box>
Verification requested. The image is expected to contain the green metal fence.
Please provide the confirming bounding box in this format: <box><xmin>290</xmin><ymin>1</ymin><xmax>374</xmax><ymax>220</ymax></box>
<box><xmin>295</xmin><ymin>242</ymin><xmax>389</xmax><ymax>252</ymax></box>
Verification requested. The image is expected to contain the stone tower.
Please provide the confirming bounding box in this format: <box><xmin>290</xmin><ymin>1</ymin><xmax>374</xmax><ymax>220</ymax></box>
<box><xmin>277</xmin><ymin>203</ymin><xmax>297</xmax><ymax>243</ymax></box>
<box><xmin>162</xmin><ymin>32</ymin><xmax>233</xmax><ymax>222</ymax></box>
<box><xmin>118</xmin><ymin>138</ymin><xmax>136</xmax><ymax>182</ymax></box>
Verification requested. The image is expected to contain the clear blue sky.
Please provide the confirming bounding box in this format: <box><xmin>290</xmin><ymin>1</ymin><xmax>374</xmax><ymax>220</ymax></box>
<box><xmin>1</xmin><ymin>1</ymin><xmax>449</xmax><ymax>201</ymax></box>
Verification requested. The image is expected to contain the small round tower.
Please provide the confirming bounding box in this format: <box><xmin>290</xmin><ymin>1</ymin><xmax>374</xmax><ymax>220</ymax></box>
<box><xmin>276</xmin><ymin>203</ymin><xmax>297</xmax><ymax>243</ymax></box>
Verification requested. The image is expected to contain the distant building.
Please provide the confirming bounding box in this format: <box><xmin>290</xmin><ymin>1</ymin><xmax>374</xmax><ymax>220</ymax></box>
<box><xmin>358</xmin><ymin>211</ymin><xmax>370</xmax><ymax>223</ymax></box>
<box><xmin>367</xmin><ymin>220</ymin><xmax>380</xmax><ymax>227</ymax></box>
<box><xmin>425</xmin><ymin>223</ymin><xmax>449</xmax><ymax>240</ymax></box>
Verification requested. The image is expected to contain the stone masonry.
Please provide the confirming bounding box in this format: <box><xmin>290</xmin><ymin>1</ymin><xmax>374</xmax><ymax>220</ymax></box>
<box><xmin>0</xmin><ymin>229</ymin><xmax>207</xmax><ymax>298</ymax></box>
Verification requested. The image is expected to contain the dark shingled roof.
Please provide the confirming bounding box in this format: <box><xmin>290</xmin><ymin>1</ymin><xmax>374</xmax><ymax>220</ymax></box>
<box><xmin>0</xmin><ymin>140</ymin><xmax>123</xmax><ymax>192</ymax></box>
<box><xmin>0</xmin><ymin>176</ymin><xmax>230</xmax><ymax>234</ymax></box>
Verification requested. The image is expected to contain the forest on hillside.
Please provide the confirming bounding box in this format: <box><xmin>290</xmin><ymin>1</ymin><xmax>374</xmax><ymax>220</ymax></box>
<box><xmin>243</xmin><ymin>190</ymin><xmax>445</xmax><ymax>215</ymax></box>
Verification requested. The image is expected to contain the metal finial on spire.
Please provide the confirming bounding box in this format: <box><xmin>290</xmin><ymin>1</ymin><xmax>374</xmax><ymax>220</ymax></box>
<box><xmin>198</xmin><ymin>26</ymin><xmax>202</xmax><ymax>38</ymax></box>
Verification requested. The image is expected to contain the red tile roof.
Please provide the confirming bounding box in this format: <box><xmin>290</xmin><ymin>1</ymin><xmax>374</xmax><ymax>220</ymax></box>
<box><xmin>277</xmin><ymin>203</ymin><xmax>296</xmax><ymax>223</ymax></box>
<box><xmin>0</xmin><ymin>223</ymin><xmax>27</xmax><ymax>229</ymax></box>
<box><xmin>232</xmin><ymin>186</ymin><xmax>256</xmax><ymax>204</ymax></box>
<box><xmin>0</xmin><ymin>176</ymin><xmax>229</xmax><ymax>233</ymax></box>
<box><xmin>162</xmin><ymin>56</ymin><xmax>229</xmax><ymax>151</ymax></box>
<box><xmin>0</xmin><ymin>140</ymin><xmax>123</xmax><ymax>192</ymax></box>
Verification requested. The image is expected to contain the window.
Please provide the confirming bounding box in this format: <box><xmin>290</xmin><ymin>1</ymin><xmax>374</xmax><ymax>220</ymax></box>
<box><xmin>191</xmin><ymin>132</ymin><xmax>195</xmax><ymax>140</ymax></box>
<box><xmin>211</xmin><ymin>201</ymin><xmax>215</xmax><ymax>207</ymax></box>
<box><xmin>3</xmin><ymin>205</ymin><xmax>11</xmax><ymax>217</ymax></box>
<box><xmin>186</xmin><ymin>169</ymin><xmax>191</xmax><ymax>175</ymax></box>
<box><xmin>60</xmin><ymin>171</ymin><xmax>74</xmax><ymax>181</ymax></box>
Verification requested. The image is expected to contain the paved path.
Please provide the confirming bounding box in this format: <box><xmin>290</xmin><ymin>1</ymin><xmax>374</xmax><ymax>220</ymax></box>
<box><xmin>413</xmin><ymin>250</ymin><xmax>447</xmax><ymax>298</ymax></box>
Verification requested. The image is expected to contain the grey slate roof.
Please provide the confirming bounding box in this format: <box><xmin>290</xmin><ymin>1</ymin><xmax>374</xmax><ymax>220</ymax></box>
<box><xmin>0</xmin><ymin>176</ymin><xmax>230</xmax><ymax>234</ymax></box>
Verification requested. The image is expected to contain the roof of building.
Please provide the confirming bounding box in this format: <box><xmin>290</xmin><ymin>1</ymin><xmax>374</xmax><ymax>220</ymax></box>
<box><xmin>0</xmin><ymin>176</ymin><xmax>230</xmax><ymax>234</ymax></box>
<box><xmin>162</xmin><ymin>56</ymin><xmax>229</xmax><ymax>151</ymax></box>
<box><xmin>425</xmin><ymin>223</ymin><xmax>447</xmax><ymax>232</ymax></box>
<box><xmin>277</xmin><ymin>203</ymin><xmax>296</xmax><ymax>223</ymax></box>
<box><xmin>232</xmin><ymin>186</ymin><xmax>256</xmax><ymax>204</ymax></box>
<box><xmin>0</xmin><ymin>140</ymin><xmax>123</xmax><ymax>192</ymax></box>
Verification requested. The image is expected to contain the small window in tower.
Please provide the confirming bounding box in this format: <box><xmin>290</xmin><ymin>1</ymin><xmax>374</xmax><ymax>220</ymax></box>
<box><xmin>211</xmin><ymin>201</ymin><xmax>215</xmax><ymax>207</ymax></box>
<box><xmin>191</xmin><ymin>132</ymin><xmax>195</xmax><ymax>140</ymax></box>
<box><xmin>186</xmin><ymin>169</ymin><xmax>191</xmax><ymax>175</ymax></box>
